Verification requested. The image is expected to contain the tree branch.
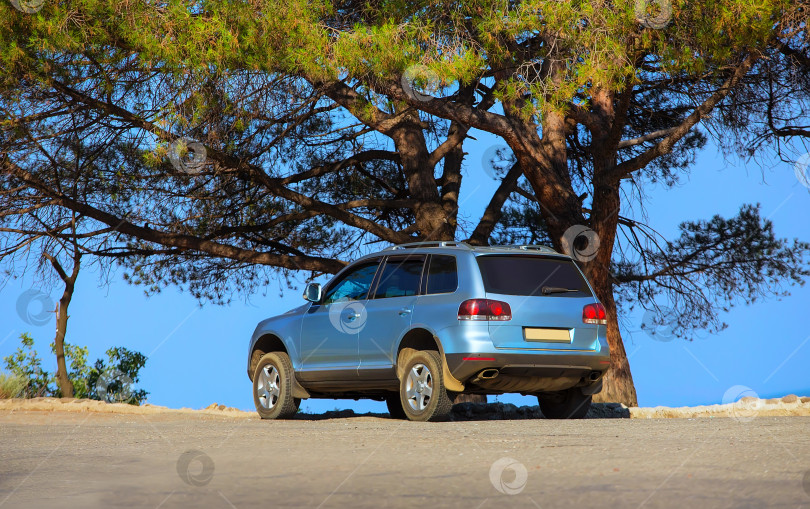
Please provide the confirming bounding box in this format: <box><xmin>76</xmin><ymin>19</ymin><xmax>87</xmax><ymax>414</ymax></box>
<box><xmin>606</xmin><ymin>53</ymin><xmax>758</xmax><ymax>182</ymax></box>
<box><xmin>616</xmin><ymin>127</ymin><xmax>679</xmax><ymax>149</ymax></box>
<box><xmin>2</xmin><ymin>159</ymin><xmax>349</xmax><ymax>274</ymax></box>
<box><xmin>48</xmin><ymin>77</ymin><xmax>413</xmax><ymax>245</ymax></box>
<box><xmin>467</xmin><ymin>163</ymin><xmax>523</xmax><ymax>245</ymax></box>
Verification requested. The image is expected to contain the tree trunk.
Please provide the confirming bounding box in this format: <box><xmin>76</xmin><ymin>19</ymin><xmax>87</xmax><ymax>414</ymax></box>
<box><xmin>592</xmin><ymin>290</ymin><xmax>638</xmax><ymax>406</ymax></box>
<box><xmin>45</xmin><ymin>250</ymin><xmax>80</xmax><ymax>399</ymax></box>
<box><xmin>438</xmin><ymin>122</ymin><xmax>464</xmax><ymax>233</ymax></box>
<box><xmin>392</xmin><ymin>120</ymin><xmax>455</xmax><ymax>240</ymax></box>
<box><xmin>53</xmin><ymin>288</ymin><xmax>74</xmax><ymax>398</ymax></box>
<box><xmin>586</xmin><ymin>107</ymin><xmax>639</xmax><ymax>406</ymax></box>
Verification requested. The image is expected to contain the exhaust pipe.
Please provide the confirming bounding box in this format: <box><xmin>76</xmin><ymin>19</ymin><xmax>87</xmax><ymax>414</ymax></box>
<box><xmin>472</xmin><ymin>369</ymin><xmax>500</xmax><ymax>384</ymax></box>
<box><xmin>588</xmin><ymin>371</ymin><xmax>601</xmax><ymax>382</ymax></box>
<box><xmin>481</xmin><ymin>369</ymin><xmax>500</xmax><ymax>379</ymax></box>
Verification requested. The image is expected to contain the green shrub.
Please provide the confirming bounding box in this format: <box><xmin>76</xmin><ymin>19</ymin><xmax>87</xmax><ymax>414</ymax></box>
<box><xmin>87</xmin><ymin>347</ymin><xmax>149</xmax><ymax>405</ymax></box>
<box><xmin>0</xmin><ymin>372</ymin><xmax>27</xmax><ymax>399</ymax></box>
<box><xmin>3</xmin><ymin>333</ymin><xmax>149</xmax><ymax>405</ymax></box>
<box><xmin>3</xmin><ymin>333</ymin><xmax>50</xmax><ymax>397</ymax></box>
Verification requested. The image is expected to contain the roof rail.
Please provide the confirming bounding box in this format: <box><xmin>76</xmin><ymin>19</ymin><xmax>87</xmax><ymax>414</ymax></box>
<box><xmin>384</xmin><ymin>241</ymin><xmax>473</xmax><ymax>251</ymax></box>
<box><xmin>503</xmin><ymin>244</ymin><xmax>559</xmax><ymax>254</ymax></box>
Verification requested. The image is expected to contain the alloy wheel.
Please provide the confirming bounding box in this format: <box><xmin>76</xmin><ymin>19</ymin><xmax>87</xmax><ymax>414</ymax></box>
<box><xmin>256</xmin><ymin>364</ymin><xmax>281</xmax><ymax>409</ymax></box>
<box><xmin>405</xmin><ymin>363</ymin><xmax>433</xmax><ymax>411</ymax></box>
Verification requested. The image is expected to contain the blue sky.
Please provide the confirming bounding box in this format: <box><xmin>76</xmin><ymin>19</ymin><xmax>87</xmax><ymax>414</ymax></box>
<box><xmin>1</xmin><ymin>134</ymin><xmax>808</xmax><ymax>414</ymax></box>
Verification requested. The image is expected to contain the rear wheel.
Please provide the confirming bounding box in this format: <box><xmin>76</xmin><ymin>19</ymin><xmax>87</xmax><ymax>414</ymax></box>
<box><xmin>399</xmin><ymin>350</ymin><xmax>453</xmax><ymax>422</ymax></box>
<box><xmin>538</xmin><ymin>388</ymin><xmax>592</xmax><ymax>419</ymax></box>
<box><xmin>253</xmin><ymin>352</ymin><xmax>300</xmax><ymax>419</ymax></box>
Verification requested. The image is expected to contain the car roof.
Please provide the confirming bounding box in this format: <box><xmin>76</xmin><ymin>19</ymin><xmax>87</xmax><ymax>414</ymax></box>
<box><xmin>354</xmin><ymin>242</ymin><xmax>572</xmax><ymax>261</ymax></box>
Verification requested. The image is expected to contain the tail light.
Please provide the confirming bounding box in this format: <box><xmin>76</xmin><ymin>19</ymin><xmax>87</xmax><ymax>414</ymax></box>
<box><xmin>458</xmin><ymin>299</ymin><xmax>512</xmax><ymax>321</ymax></box>
<box><xmin>583</xmin><ymin>303</ymin><xmax>607</xmax><ymax>325</ymax></box>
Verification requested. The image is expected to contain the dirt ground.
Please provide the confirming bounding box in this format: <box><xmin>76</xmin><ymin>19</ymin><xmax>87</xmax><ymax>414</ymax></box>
<box><xmin>2</xmin><ymin>398</ymin><xmax>810</xmax><ymax>508</ymax></box>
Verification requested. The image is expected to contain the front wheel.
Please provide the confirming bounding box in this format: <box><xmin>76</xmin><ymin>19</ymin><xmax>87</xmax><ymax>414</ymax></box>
<box><xmin>538</xmin><ymin>388</ymin><xmax>592</xmax><ymax>419</ymax></box>
<box><xmin>399</xmin><ymin>350</ymin><xmax>453</xmax><ymax>422</ymax></box>
<box><xmin>253</xmin><ymin>352</ymin><xmax>300</xmax><ymax>419</ymax></box>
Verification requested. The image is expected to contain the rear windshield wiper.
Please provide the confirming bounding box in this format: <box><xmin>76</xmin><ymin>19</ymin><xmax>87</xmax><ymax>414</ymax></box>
<box><xmin>541</xmin><ymin>286</ymin><xmax>580</xmax><ymax>295</ymax></box>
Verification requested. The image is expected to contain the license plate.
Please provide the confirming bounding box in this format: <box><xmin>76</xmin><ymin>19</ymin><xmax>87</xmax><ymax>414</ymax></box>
<box><xmin>523</xmin><ymin>327</ymin><xmax>572</xmax><ymax>343</ymax></box>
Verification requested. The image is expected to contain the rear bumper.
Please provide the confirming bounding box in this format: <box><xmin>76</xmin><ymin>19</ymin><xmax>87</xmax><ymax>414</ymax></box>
<box><xmin>446</xmin><ymin>351</ymin><xmax>610</xmax><ymax>383</ymax></box>
<box><xmin>436</xmin><ymin>322</ymin><xmax>610</xmax><ymax>386</ymax></box>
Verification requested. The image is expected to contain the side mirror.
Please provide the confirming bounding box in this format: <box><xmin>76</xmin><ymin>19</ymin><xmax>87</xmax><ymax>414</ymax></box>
<box><xmin>303</xmin><ymin>283</ymin><xmax>322</xmax><ymax>303</ymax></box>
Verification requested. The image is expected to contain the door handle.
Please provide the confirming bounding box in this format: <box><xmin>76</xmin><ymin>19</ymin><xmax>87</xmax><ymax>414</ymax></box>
<box><xmin>346</xmin><ymin>312</ymin><xmax>360</xmax><ymax>321</ymax></box>
<box><xmin>398</xmin><ymin>308</ymin><xmax>412</xmax><ymax>316</ymax></box>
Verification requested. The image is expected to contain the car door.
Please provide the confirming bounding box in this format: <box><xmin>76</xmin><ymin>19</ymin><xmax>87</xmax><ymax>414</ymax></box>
<box><xmin>299</xmin><ymin>258</ymin><xmax>381</xmax><ymax>380</ymax></box>
<box><xmin>357</xmin><ymin>254</ymin><xmax>426</xmax><ymax>379</ymax></box>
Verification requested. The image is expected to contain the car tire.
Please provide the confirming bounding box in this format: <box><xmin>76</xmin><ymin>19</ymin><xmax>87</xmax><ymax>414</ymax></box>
<box><xmin>385</xmin><ymin>393</ymin><xmax>407</xmax><ymax>419</ymax></box>
<box><xmin>537</xmin><ymin>388</ymin><xmax>592</xmax><ymax>419</ymax></box>
<box><xmin>253</xmin><ymin>352</ymin><xmax>300</xmax><ymax>420</ymax></box>
<box><xmin>399</xmin><ymin>350</ymin><xmax>453</xmax><ymax>422</ymax></box>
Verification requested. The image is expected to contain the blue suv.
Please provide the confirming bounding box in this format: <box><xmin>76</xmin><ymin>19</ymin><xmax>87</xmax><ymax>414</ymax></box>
<box><xmin>247</xmin><ymin>242</ymin><xmax>610</xmax><ymax>421</ymax></box>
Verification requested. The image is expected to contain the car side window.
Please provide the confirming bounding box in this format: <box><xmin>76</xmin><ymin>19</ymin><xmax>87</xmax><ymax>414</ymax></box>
<box><xmin>425</xmin><ymin>255</ymin><xmax>458</xmax><ymax>294</ymax></box>
<box><xmin>372</xmin><ymin>257</ymin><xmax>425</xmax><ymax>299</ymax></box>
<box><xmin>322</xmin><ymin>260</ymin><xmax>380</xmax><ymax>305</ymax></box>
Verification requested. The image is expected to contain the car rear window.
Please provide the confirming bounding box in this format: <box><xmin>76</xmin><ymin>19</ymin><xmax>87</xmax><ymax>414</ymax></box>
<box><xmin>476</xmin><ymin>255</ymin><xmax>591</xmax><ymax>296</ymax></box>
<box><xmin>372</xmin><ymin>257</ymin><xmax>425</xmax><ymax>299</ymax></box>
<box><xmin>425</xmin><ymin>255</ymin><xmax>458</xmax><ymax>294</ymax></box>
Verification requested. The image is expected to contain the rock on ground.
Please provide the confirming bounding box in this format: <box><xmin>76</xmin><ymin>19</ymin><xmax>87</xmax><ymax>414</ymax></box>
<box><xmin>1</xmin><ymin>395</ymin><xmax>808</xmax><ymax>419</ymax></box>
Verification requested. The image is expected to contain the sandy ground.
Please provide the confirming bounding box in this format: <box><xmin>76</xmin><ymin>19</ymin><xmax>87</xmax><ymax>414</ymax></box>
<box><xmin>1</xmin><ymin>397</ymin><xmax>810</xmax><ymax>508</ymax></box>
